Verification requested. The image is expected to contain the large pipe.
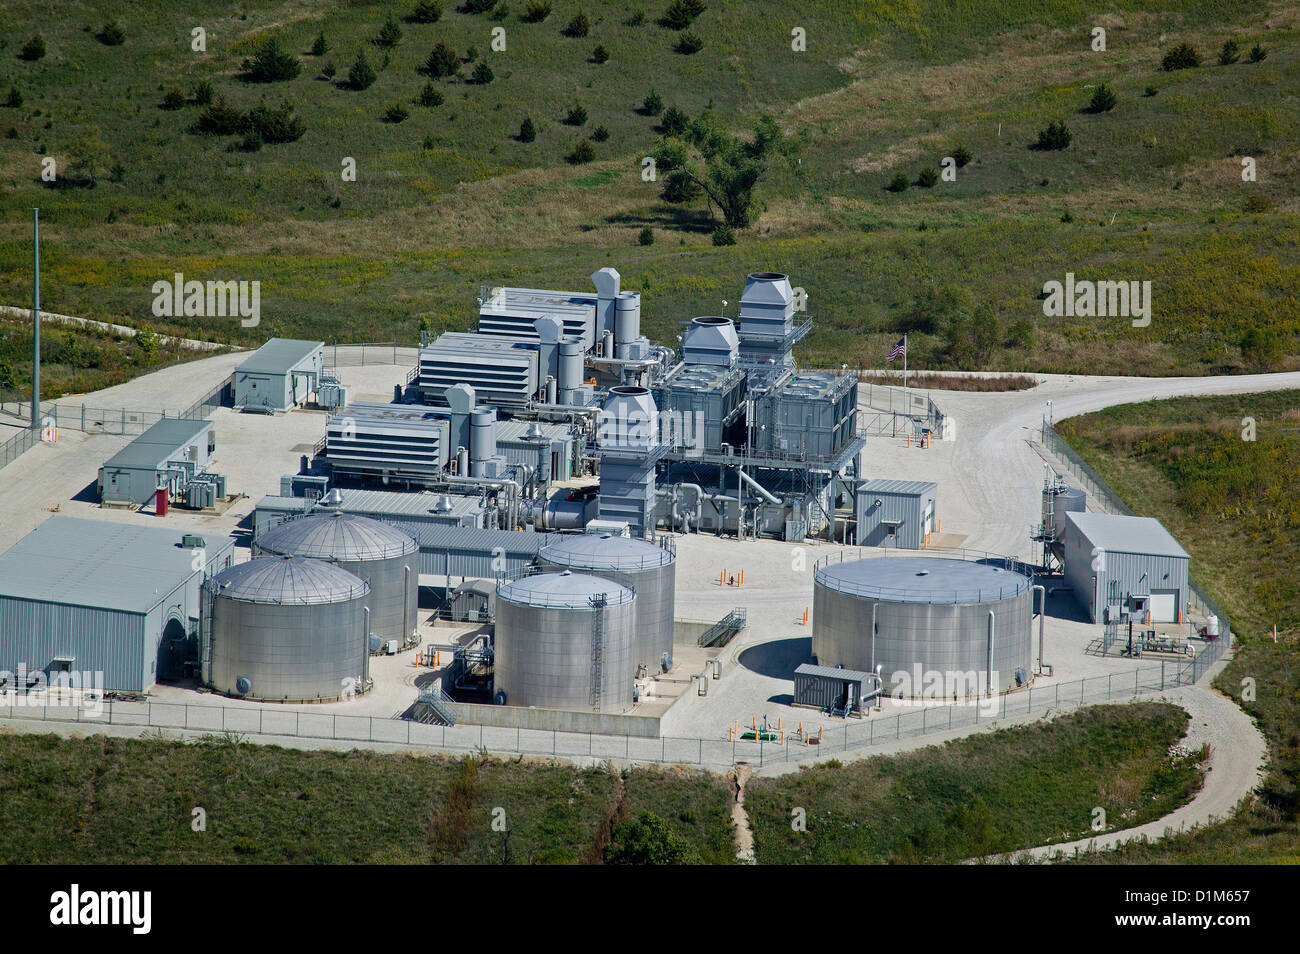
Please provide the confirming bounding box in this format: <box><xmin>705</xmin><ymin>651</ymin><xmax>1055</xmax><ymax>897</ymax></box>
<box><xmin>363</xmin><ymin>606</ymin><xmax>371</xmax><ymax>689</ymax></box>
<box><xmin>1033</xmin><ymin>584</ymin><xmax>1046</xmax><ymax>675</ymax></box>
<box><xmin>739</xmin><ymin>468</ymin><xmax>780</xmax><ymax>506</ymax></box>
<box><xmin>31</xmin><ymin>208</ymin><xmax>39</xmax><ymax>430</ymax></box>
<box><xmin>405</xmin><ymin>565</ymin><xmax>413</xmax><ymax>641</ymax></box>
<box><xmin>986</xmin><ymin>609</ymin><xmax>995</xmax><ymax>698</ymax></box>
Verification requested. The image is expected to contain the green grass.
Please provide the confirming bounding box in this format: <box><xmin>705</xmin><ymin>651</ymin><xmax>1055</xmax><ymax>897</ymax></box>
<box><xmin>0</xmin><ymin>733</ymin><xmax>735</xmax><ymax>864</ymax></box>
<box><xmin>1055</xmin><ymin>391</ymin><xmax>1300</xmax><ymax>863</ymax></box>
<box><xmin>0</xmin><ymin>1</ymin><xmax>1294</xmax><ymax>378</ymax></box>
<box><xmin>745</xmin><ymin>703</ymin><xmax>1204</xmax><ymax>864</ymax></box>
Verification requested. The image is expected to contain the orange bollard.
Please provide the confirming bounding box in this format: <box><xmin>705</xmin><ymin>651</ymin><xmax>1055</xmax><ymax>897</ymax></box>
<box><xmin>818</xmin><ymin>726</ymin><xmax>823</xmax><ymax>741</ymax></box>
<box><xmin>907</xmin><ymin>433</ymin><xmax>911</xmax><ymax>447</ymax></box>
<box><xmin>739</xmin><ymin>569</ymin><xmax>744</xmax><ymax>585</ymax></box>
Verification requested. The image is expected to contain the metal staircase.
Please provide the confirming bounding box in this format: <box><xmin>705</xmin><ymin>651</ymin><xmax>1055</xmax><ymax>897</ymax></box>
<box><xmin>698</xmin><ymin>607</ymin><xmax>748</xmax><ymax>648</ymax></box>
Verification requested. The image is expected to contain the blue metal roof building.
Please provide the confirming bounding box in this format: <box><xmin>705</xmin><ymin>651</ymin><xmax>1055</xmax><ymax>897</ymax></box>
<box><xmin>0</xmin><ymin>517</ymin><xmax>236</xmax><ymax>691</ymax></box>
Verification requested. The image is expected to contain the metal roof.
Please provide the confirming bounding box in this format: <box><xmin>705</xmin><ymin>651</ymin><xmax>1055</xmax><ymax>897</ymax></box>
<box><xmin>498</xmin><ymin>570</ymin><xmax>634</xmax><ymax>609</ymax></box>
<box><xmin>796</xmin><ymin>662</ymin><xmax>875</xmax><ymax>681</ymax></box>
<box><xmin>494</xmin><ymin>417</ymin><xmax>572</xmax><ymax>446</ymax></box>
<box><xmin>206</xmin><ymin>555</ymin><xmax>368</xmax><ymax>605</ymax></box>
<box><xmin>236</xmin><ymin>338</ymin><xmax>323</xmax><ymax>375</ymax></box>
<box><xmin>857</xmin><ymin>479</ymin><xmax>938</xmax><ymax>497</ymax></box>
<box><xmin>256</xmin><ymin>510</ymin><xmax>416</xmax><ymax>561</ymax></box>
<box><xmin>816</xmin><ymin>556</ymin><xmax>1030</xmax><ymax>603</ymax></box>
<box><xmin>539</xmin><ymin>532</ymin><xmax>674</xmax><ymax>571</ymax></box>
<box><xmin>1065</xmin><ymin>512</ymin><xmax>1190</xmax><ymax>559</ymax></box>
<box><xmin>259</xmin><ymin>490</ymin><xmax>485</xmax><ymax>522</ymax></box>
<box><xmin>0</xmin><ymin>516</ymin><xmax>229</xmax><ymax>614</ymax></box>
<box><xmin>102</xmin><ymin>418</ymin><xmax>211</xmax><ymax>471</ymax></box>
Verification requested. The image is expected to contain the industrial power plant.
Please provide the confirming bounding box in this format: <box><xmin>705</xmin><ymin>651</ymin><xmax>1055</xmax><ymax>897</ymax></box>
<box><xmin>0</xmin><ymin>266</ymin><xmax>1226</xmax><ymax>745</ymax></box>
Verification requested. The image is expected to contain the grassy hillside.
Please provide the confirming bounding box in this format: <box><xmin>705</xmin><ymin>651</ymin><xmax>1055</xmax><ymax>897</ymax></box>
<box><xmin>0</xmin><ymin>1</ymin><xmax>1296</xmax><ymax>380</ymax></box>
<box><xmin>1057</xmin><ymin>391</ymin><xmax>1300</xmax><ymax>863</ymax></box>
<box><xmin>745</xmin><ymin>703</ymin><xmax>1204</xmax><ymax>864</ymax></box>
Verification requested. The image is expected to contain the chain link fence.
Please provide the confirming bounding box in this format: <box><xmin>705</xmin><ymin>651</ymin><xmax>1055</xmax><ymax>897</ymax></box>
<box><xmin>1</xmin><ymin>636</ymin><xmax>1230</xmax><ymax>769</ymax></box>
<box><xmin>326</xmin><ymin>342</ymin><xmax>418</xmax><ymax>369</ymax></box>
<box><xmin>1039</xmin><ymin>423</ymin><xmax>1234</xmax><ymax>637</ymax></box>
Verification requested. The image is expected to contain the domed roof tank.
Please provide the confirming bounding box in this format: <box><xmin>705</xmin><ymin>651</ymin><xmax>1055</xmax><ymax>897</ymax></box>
<box><xmin>254</xmin><ymin>510</ymin><xmax>417</xmax><ymax>643</ymax></box>
<box><xmin>202</xmin><ymin>555</ymin><xmax>370</xmax><ymax>702</ymax></box>
<box><xmin>494</xmin><ymin>570</ymin><xmax>637</xmax><ymax>711</ymax></box>
<box><xmin>538</xmin><ymin>533</ymin><xmax>675</xmax><ymax>669</ymax></box>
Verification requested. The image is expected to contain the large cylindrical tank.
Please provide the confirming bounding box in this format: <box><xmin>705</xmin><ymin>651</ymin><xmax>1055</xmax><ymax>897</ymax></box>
<box><xmin>203</xmin><ymin>555</ymin><xmax>370</xmax><ymax>702</ymax></box>
<box><xmin>253</xmin><ymin>509</ymin><xmax>418</xmax><ymax>643</ymax></box>
<box><xmin>614</xmin><ymin>291</ymin><xmax>641</xmax><ymax>358</ymax></box>
<box><xmin>470</xmin><ymin>406</ymin><xmax>497</xmax><ymax>475</ymax></box>
<box><xmin>494</xmin><ymin>570</ymin><xmax>636</xmax><ymax>711</ymax></box>
<box><xmin>538</xmin><ymin>533</ymin><xmax>675</xmax><ymax>669</ymax></box>
<box><xmin>813</xmin><ymin>556</ymin><xmax>1032</xmax><ymax>698</ymax></box>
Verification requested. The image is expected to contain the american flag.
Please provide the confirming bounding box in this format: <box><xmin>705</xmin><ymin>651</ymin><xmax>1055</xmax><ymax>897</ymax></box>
<box><xmin>887</xmin><ymin>337</ymin><xmax>906</xmax><ymax>361</ymax></box>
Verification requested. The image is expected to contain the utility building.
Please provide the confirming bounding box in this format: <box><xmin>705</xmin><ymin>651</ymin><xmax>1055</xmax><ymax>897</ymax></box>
<box><xmin>99</xmin><ymin>418</ymin><xmax>216</xmax><ymax>507</ymax></box>
<box><xmin>855</xmin><ymin>479</ymin><xmax>938</xmax><ymax>548</ymax></box>
<box><xmin>233</xmin><ymin>338</ymin><xmax>324</xmax><ymax>412</ymax></box>
<box><xmin>1063</xmin><ymin>512</ymin><xmax>1190</xmax><ymax>623</ymax></box>
<box><xmin>0</xmin><ymin>517</ymin><xmax>235</xmax><ymax>691</ymax></box>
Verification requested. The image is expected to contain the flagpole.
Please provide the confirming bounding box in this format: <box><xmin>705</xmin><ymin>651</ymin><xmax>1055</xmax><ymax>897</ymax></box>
<box><xmin>902</xmin><ymin>333</ymin><xmax>907</xmax><ymax>392</ymax></box>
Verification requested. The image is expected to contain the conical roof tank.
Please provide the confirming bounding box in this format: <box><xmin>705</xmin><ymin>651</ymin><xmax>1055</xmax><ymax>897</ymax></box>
<box><xmin>202</xmin><ymin>555</ymin><xmax>370</xmax><ymax>702</ymax></box>
<box><xmin>253</xmin><ymin>511</ymin><xmax>418</xmax><ymax>643</ymax></box>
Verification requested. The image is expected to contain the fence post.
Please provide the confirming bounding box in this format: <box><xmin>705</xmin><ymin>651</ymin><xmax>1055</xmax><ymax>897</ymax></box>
<box><xmin>896</xmin><ymin>713</ymin><xmax>901</xmax><ymax>738</ymax></box>
<box><xmin>1161</xmin><ymin>660</ymin><xmax>1165</xmax><ymax>691</ymax></box>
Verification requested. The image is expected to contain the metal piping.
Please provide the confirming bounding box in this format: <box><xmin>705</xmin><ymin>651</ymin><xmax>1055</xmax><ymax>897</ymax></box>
<box><xmin>363</xmin><ymin>606</ymin><xmax>371</xmax><ymax>688</ymax></box>
<box><xmin>404</xmin><ymin>565</ymin><xmax>413</xmax><ymax>640</ymax></box>
<box><xmin>739</xmin><ymin>468</ymin><xmax>780</xmax><ymax>505</ymax></box>
<box><xmin>986</xmin><ymin>609</ymin><xmax>995</xmax><ymax>698</ymax></box>
<box><xmin>1032</xmin><ymin>584</ymin><xmax>1047</xmax><ymax>675</ymax></box>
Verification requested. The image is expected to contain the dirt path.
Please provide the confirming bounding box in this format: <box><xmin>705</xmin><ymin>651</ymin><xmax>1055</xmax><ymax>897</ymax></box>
<box><xmin>731</xmin><ymin>762</ymin><xmax>756</xmax><ymax>863</ymax></box>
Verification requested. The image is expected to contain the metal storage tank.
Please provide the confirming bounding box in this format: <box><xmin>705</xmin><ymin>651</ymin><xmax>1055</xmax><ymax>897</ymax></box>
<box><xmin>253</xmin><ymin>510</ymin><xmax>418</xmax><ymax>644</ymax></box>
<box><xmin>494</xmin><ymin>570</ymin><xmax>636</xmax><ymax>712</ymax></box>
<box><xmin>202</xmin><ymin>555</ymin><xmax>370</xmax><ymax>702</ymax></box>
<box><xmin>813</xmin><ymin>555</ymin><xmax>1033</xmax><ymax>698</ymax></box>
<box><xmin>1047</xmin><ymin>486</ymin><xmax>1086</xmax><ymax>541</ymax></box>
<box><xmin>537</xmin><ymin>533</ymin><xmax>675</xmax><ymax>670</ymax></box>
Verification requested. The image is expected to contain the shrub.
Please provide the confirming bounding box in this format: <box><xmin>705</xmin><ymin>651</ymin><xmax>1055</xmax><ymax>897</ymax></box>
<box><xmin>1161</xmin><ymin>42</ymin><xmax>1200</xmax><ymax>71</ymax></box>
<box><xmin>1088</xmin><ymin>82</ymin><xmax>1117</xmax><ymax>113</ymax></box>
<box><xmin>249</xmin><ymin>100</ymin><xmax>305</xmax><ymax>142</ymax></box>
<box><xmin>311</xmin><ymin>32</ymin><xmax>328</xmax><ymax>56</ymax></box>
<box><xmin>471</xmin><ymin>61</ymin><xmax>494</xmax><ymax>84</ymax></box>
<box><xmin>627</xmin><ymin>10</ymin><xmax>646</xmax><ymax>26</ymax></box>
<box><xmin>418</xmin><ymin>82</ymin><xmax>445</xmax><ymax>106</ymax></box>
<box><xmin>1242</xmin><ymin>194</ymin><xmax>1273</xmax><ymax>214</ymax></box>
<box><xmin>192</xmin><ymin>80</ymin><xmax>214</xmax><ymax>105</ymax></box>
<box><xmin>1034</xmin><ymin>119</ymin><xmax>1071</xmax><ymax>150</ymax></box>
<box><xmin>642</xmin><ymin>88</ymin><xmax>663</xmax><ymax>115</ymax></box>
<box><xmin>523</xmin><ymin>0</ymin><xmax>552</xmax><ymax>21</ymax></box>
<box><xmin>98</xmin><ymin>20</ymin><xmax>127</xmax><ymax>46</ymax></box>
<box><xmin>384</xmin><ymin>103</ymin><xmax>410</xmax><ymax>123</ymax></box>
<box><xmin>592</xmin><ymin>44</ymin><xmax>609</xmax><ymax>64</ymax></box>
<box><xmin>195</xmin><ymin>96</ymin><xmax>248</xmax><ymax>135</ymax></box>
<box><xmin>604</xmin><ymin>813</ymin><xmax>696</xmax><ymax>865</ymax></box>
<box><xmin>5</xmin><ymin>86</ymin><xmax>22</xmax><ymax>108</ymax></box>
<box><xmin>1218</xmin><ymin>38</ymin><xmax>1240</xmax><ymax>66</ymax></box>
<box><xmin>711</xmin><ymin>223</ymin><xmax>736</xmax><ymax>246</ymax></box>
<box><xmin>1060</xmin><ymin>209</ymin><xmax>1075</xmax><ymax>223</ymax></box>
<box><xmin>322</xmin><ymin>62</ymin><xmax>336</xmax><ymax>79</ymax></box>
<box><xmin>675</xmin><ymin>32</ymin><xmax>704</xmax><ymax>55</ymax></box>
<box><xmin>951</xmin><ymin>144</ymin><xmax>973</xmax><ymax>167</ymax></box>
<box><xmin>886</xmin><ymin>171</ymin><xmax>909</xmax><ymax>192</ymax></box>
<box><xmin>423</xmin><ymin>41</ymin><xmax>460</xmax><ymax>77</ymax></box>
<box><xmin>461</xmin><ymin>0</ymin><xmax>496</xmax><ymax>12</ymax></box>
<box><xmin>465</xmin><ymin>45</ymin><xmax>480</xmax><ymax>60</ymax></box>
<box><xmin>660</xmin><ymin>0</ymin><xmax>705</xmax><ymax>30</ymax></box>
<box><xmin>518</xmin><ymin>116</ymin><xmax>536</xmax><ymax>141</ymax></box>
<box><xmin>19</xmin><ymin>36</ymin><xmax>46</xmax><ymax>61</ymax></box>
<box><xmin>245</xmin><ymin>35</ymin><xmax>301</xmax><ymax>82</ymax></box>
<box><xmin>410</xmin><ymin>0</ymin><xmax>444</xmax><ymax>23</ymax></box>
<box><xmin>376</xmin><ymin>16</ymin><xmax>403</xmax><ymax>48</ymax></box>
<box><xmin>660</xmin><ymin>105</ymin><xmax>687</xmax><ymax>135</ymax></box>
<box><xmin>591</xmin><ymin>124</ymin><xmax>609</xmax><ymax>142</ymax></box>
<box><xmin>349</xmin><ymin>50</ymin><xmax>377</xmax><ymax>89</ymax></box>
<box><xmin>1249</xmin><ymin>43</ymin><xmax>1267</xmax><ymax>63</ymax></box>
<box><xmin>564</xmin><ymin>9</ymin><xmax>591</xmax><ymax>37</ymax></box>
<box><xmin>916</xmin><ymin>166</ymin><xmax>939</xmax><ymax>188</ymax></box>
<box><xmin>161</xmin><ymin>88</ymin><xmax>186</xmax><ymax>110</ymax></box>
<box><xmin>491</xmin><ymin>3</ymin><xmax>510</xmax><ymax>21</ymax></box>
<box><xmin>564</xmin><ymin>104</ymin><xmax>587</xmax><ymax>125</ymax></box>
<box><xmin>1240</xmin><ymin>327</ymin><xmax>1282</xmax><ymax>369</ymax></box>
<box><xmin>236</xmin><ymin>130</ymin><xmax>262</xmax><ymax>152</ymax></box>
<box><xmin>567</xmin><ymin>139</ymin><xmax>596</xmax><ymax>163</ymax></box>
<box><xmin>1144</xmin><ymin>84</ymin><xmax>1158</xmax><ymax>97</ymax></box>
<box><xmin>638</xmin><ymin>226</ymin><xmax>654</xmax><ymax>245</ymax></box>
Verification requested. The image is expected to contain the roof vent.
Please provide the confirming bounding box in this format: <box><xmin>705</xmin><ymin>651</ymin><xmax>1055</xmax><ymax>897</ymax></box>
<box><xmin>321</xmin><ymin>488</ymin><xmax>343</xmax><ymax>506</ymax></box>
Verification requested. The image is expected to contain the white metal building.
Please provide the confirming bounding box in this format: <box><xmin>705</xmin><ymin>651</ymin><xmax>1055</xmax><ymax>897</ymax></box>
<box><xmin>233</xmin><ymin>338</ymin><xmax>325</xmax><ymax>412</ymax></box>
